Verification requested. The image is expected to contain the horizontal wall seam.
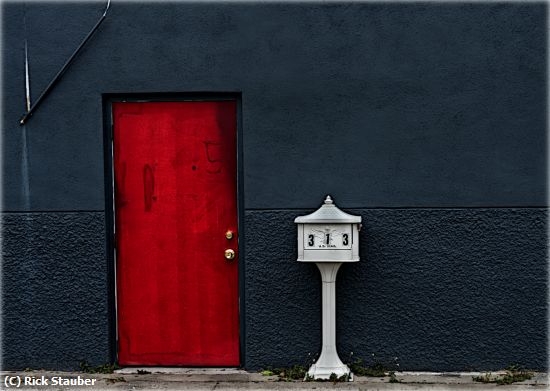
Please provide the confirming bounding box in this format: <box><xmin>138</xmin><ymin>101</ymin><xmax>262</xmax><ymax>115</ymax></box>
<box><xmin>1</xmin><ymin>210</ymin><xmax>105</xmax><ymax>214</ymax></box>
<box><xmin>1</xmin><ymin>206</ymin><xmax>548</xmax><ymax>214</ymax></box>
<box><xmin>245</xmin><ymin>206</ymin><xmax>549</xmax><ymax>212</ymax></box>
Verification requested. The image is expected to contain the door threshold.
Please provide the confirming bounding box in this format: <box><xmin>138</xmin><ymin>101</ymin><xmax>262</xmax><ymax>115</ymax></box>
<box><xmin>115</xmin><ymin>367</ymin><xmax>243</xmax><ymax>375</ymax></box>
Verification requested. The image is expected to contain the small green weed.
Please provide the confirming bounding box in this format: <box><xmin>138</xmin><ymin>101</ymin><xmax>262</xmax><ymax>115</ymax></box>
<box><xmin>329</xmin><ymin>373</ymin><xmax>350</xmax><ymax>382</ymax></box>
<box><xmin>472</xmin><ymin>364</ymin><xmax>533</xmax><ymax>385</ymax></box>
<box><xmin>299</xmin><ymin>372</ymin><xmax>350</xmax><ymax>382</ymax></box>
<box><xmin>79</xmin><ymin>361</ymin><xmax>119</xmax><ymax>374</ymax></box>
<box><xmin>347</xmin><ymin>353</ymin><xmax>400</xmax><ymax>377</ymax></box>
<box><xmin>349</xmin><ymin>358</ymin><xmax>386</xmax><ymax>377</ymax></box>
<box><xmin>472</xmin><ymin>372</ymin><xmax>494</xmax><ymax>383</ymax></box>
<box><xmin>388</xmin><ymin>371</ymin><xmax>400</xmax><ymax>383</ymax></box>
<box><xmin>261</xmin><ymin>353</ymin><xmax>318</xmax><ymax>381</ymax></box>
<box><xmin>269</xmin><ymin>365</ymin><xmax>308</xmax><ymax>381</ymax></box>
<box><xmin>306</xmin><ymin>373</ymin><xmax>350</xmax><ymax>382</ymax></box>
<box><xmin>497</xmin><ymin>365</ymin><xmax>533</xmax><ymax>385</ymax></box>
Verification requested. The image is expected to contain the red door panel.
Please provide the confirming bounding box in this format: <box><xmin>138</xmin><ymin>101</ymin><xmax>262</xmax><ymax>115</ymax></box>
<box><xmin>113</xmin><ymin>101</ymin><xmax>239</xmax><ymax>366</ymax></box>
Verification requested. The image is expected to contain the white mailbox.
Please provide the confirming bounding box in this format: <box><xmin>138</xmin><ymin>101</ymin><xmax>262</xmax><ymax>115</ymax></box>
<box><xmin>295</xmin><ymin>195</ymin><xmax>361</xmax><ymax>380</ymax></box>
<box><xmin>295</xmin><ymin>195</ymin><xmax>361</xmax><ymax>263</ymax></box>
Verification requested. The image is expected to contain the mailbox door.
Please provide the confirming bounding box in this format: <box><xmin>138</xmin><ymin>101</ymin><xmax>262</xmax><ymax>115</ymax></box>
<box><xmin>113</xmin><ymin>101</ymin><xmax>239</xmax><ymax>366</ymax></box>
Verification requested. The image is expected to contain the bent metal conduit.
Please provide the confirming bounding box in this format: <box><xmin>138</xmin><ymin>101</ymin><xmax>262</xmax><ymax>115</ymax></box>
<box><xmin>19</xmin><ymin>0</ymin><xmax>111</xmax><ymax>125</ymax></box>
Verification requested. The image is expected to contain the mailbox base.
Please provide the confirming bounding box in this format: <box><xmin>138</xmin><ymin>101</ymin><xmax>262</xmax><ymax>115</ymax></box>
<box><xmin>307</xmin><ymin>361</ymin><xmax>352</xmax><ymax>380</ymax></box>
<box><xmin>306</xmin><ymin>262</ymin><xmax>352</xmax><ymax>381</ymax></box>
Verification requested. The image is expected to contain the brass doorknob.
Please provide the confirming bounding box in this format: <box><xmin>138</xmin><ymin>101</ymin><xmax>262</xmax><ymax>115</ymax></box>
<box><xmin>225</xmin><ymin>230</ymin><xmax>234</xmax><ymax>240</ymax></box>
<box><xmin>224</xmin><ymin>249</ymin><xmax>235</xmax><ymax>260</ymax></box>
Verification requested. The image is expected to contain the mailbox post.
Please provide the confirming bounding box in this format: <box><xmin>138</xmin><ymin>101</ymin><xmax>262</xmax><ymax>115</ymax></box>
<box><xmin>295</xmin><ymin>195</ymin><xmax>361</xmax><ymax>380</ymax></box>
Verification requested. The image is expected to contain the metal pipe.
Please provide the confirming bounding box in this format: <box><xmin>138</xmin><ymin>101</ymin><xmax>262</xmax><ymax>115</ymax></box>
<box><xmin>19</xmin><ymin>0</ymin><xmax>111</xmax><ymax>125</ymax></box>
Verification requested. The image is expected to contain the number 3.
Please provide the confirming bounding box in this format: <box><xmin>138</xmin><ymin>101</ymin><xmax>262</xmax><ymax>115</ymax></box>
<box><xmin>308</xmin><ymin>234</ymin><xmax>314</xmax><ymax>246</ymax></box>
<box><xmin>343</xmin><ymin>234</ymin><xmax>349</xmax><ymax>246</ymax></box>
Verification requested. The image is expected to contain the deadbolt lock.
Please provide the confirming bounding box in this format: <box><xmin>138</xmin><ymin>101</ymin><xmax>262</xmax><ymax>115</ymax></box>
<box><xmin>225</xmin><ymin>230</ymin><xmax>234</xmax><ymax>240</ymax></box>
<box><xmin>224</xmin><ymin>249</ymin><xmax>235</xmax><ymax>260</ymax></box>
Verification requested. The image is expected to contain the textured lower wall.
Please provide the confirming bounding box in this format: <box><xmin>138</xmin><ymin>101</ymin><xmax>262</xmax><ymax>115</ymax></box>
<box><xmin>243</xmin><ymin>210</ymin><xmax>322</xmax><ymax>370</ymax></box>
<box><xmin>244</xmin><ymin>208</ymin><xmax>548</xmax><ymax>371</ymax></box>
<box><xmin>2</xmin><ymin>212</ymin><xmax>111</xmax><ymax>370</ymax></box>
<box><xmin>2</xmin><ymin>208</ymin><xmax>547</xmax><ymax>371</ymax></box>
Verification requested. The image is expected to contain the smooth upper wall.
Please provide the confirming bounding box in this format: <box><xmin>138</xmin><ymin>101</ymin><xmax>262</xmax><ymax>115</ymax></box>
<box><xmin>2</xmin><ymin>1</ymin><xmax>547</xmax><ymax>211</ymax></box>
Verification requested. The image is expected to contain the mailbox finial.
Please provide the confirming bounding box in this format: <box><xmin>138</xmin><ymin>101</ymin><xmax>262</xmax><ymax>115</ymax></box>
<box><xmin>324</xmin><ymin>195</ymin><xmax>333</xmax><ymax>204</ymax></box>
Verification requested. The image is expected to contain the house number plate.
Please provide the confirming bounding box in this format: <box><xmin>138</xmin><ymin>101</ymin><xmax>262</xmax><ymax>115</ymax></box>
<box><xmin>304</xmin><ymin>224</ymin><xmax>352</xmax><ymax>250</ymax></box>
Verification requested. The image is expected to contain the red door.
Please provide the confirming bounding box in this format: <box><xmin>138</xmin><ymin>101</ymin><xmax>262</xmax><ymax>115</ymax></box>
<box><xmin>113</xmin><ymin>101</ymin><xmax>239</xmax><ymax>366</ymax></box>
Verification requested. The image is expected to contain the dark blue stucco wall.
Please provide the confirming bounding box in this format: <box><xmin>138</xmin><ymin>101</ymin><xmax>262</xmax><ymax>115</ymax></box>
<box><xmin>1</xmin><ymin>1</ymin><xmax>547</xmax><ymax>371</ymax></box>
<box><xmin>244</xmin><ymin>208</ymin><xmax>547</xmax><ymax>371</ymax></box>
<box><xmin>2</xmin><ymin>213</ymin><xmax>110</xmax><ymax>370</ymax></box>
